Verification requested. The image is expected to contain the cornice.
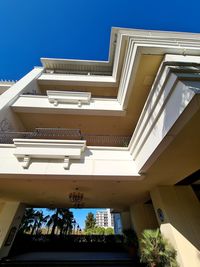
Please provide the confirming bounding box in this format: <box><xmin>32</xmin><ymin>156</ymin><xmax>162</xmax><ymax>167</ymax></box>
<box><xmin>39</xmin><ymin>28</ymin><xmax>200</xmax><ymax>112</ymax></box>
<box><xmin>41</xmin><ymin>28</ymin><xmax>200</xmax><ymax>75</ymax></box>
<box><xmin>13</xmin><ymin>139</ymin><xmax>86</xmax><ymax>169</ymax></box>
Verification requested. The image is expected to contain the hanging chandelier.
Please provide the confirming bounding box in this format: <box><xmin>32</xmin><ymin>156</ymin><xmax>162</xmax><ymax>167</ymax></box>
<box><xmin>69</xmin><ymin>188</ymin><xmax>84</xmax><ymax>208</ymax></box>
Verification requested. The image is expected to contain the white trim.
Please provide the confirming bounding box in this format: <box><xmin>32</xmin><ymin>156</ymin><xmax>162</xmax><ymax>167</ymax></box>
<box><xmin>0</xmin><ymin>68</ymin><xmax>43</xmax><ymax>110</ymax></box>
<box><xmin>13</xmin><ymin>139</ymin><xmax>86</xmax><ymax>169</ymax></box>
<box><xmin>39</xmin><ymin>30</ymin><xmax>200</xmax><ymax>113</ymax></box>
<box><xmin>38</xmin><ymin>73</ymin><xmax>117</xmax><ymax>87</ymax></box>
<box><xmin>12</xmin><ymin>95</ymin><xmax>125</xmax><ymax>116</ymax></box>
<box><xmin>47</xmin><ymin>90</ymin><xmax>91</xmax><ymax>107</ymax></box>
<box><xmin>129</xmin><ymin>58</ymin><xmax>200</xmax><ymax>173</ymax></box>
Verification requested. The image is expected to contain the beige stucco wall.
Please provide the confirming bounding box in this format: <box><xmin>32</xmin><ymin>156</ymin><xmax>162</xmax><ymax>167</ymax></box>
<box><xmin>0</xmin><ymin>201</ymin><xmax>25</xmax><ymax>258</ymax></box>
<box><xmin>151</xmin><ymin>186</ymin><xmax>200</xmax><ymax>267</ymax></box>
<box><xmin>0</xmin><ymin>67</ymin><xmax>43</xmax><ymax>132</ymax></box>
<box><xmin>130</xmin><ymin>203</ymin><xmax>158</xmax><ymax>237</ymax></box>
<box><xmin>120</xmin><ymin>211</ymin><xmax>132</xmax><ymax>231</ymax></box>
<box><xmin>0</xmin><ymin>203</ymin><xmax>4</xmax><ymax>214</ymax></box>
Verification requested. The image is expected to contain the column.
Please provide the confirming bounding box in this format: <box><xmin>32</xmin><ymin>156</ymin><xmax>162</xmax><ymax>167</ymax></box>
<box><xmin>121</xmin><ymin>210</ymin><xmax>131</xmax><ymax>231</ymax></box>
<box><xmin>151</xmin><ymin>186</ymin><xmax>200</xmax><ymax>267</ymax></box>
<box><xmin>0</xmin><ymin>201</ymin><xmax>25</xmax><ymax>258</ymax></box>
<box><xmin>130</xmin><ymin>203</ymin><xmax>158</xmax><ymax>237</ymax></box>
<box><xmin>0</xmin><ymin>67</ymin><xmax>43</xmax><ymax>132</ymax></box>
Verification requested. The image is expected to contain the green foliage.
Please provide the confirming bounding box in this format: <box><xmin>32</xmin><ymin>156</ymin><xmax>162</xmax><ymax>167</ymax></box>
<box><xmin>84</xmin><ymin>211</ymin><xmax>114</xmax><ymax>235</ymax></box>
<box><xmin>19</xmin><ymin>208</ymin><xmax>49</xmax><ymax>235</ymax></box>
<box><xmin>34</xmin><ymin>211</ymin><xmax>49</xmax><ymax>235</ymax></box>
<box><xmin>105</xmin><ymin>227</ymin><xmax>114</xmax><ymax>235</ymax></box>
<box><xmin>46</xmin><ymin>208</ymin><xmax>74</xmax><ymax>236</ymax></box>
<box><xmin>85</xmin><ymin>226</ymin><xmax>114</xmax><ymax>235</ymax></box>
<box><xmin>19</xmin><ymin>208</ymin><xmax>35</xmax><ymax>233</ymax></box>
<box><xmin>20</xmin><ymin>208</ymin><xmax>74</xmax><ymax>236</ymax></box>
<box><xmin>140</xmin><ymin>229</ymin><xmax>178</xmax><ymax>267</ymax></box>
<box><xmin>95</xmin><ymin>227</ymin><xmax>105</xmax><ymax>235</ymax></box>
<box><xmin>85</xmin><ymin>212</ymin><xmax>96</xmax><ymax>230</ymax></box>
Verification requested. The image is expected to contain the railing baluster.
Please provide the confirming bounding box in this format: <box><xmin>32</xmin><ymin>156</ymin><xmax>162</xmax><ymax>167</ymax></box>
<box><xmin>0</xmin><ymin>129</ymin><xmax>130</xmax><ymax>147</ymax></box>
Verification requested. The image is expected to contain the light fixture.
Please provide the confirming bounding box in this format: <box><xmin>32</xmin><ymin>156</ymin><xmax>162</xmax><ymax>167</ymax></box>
<box><xmin>69</xmin><ymin>187</ymin><xmax>84</xmax><ymax>208</ymax></box>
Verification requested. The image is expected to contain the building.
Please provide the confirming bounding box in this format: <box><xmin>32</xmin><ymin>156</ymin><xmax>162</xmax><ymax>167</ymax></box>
<box><xmin>112</xmin><ymin>213</ymin><xmax>122</xmax><ymax>235</ymax></box>
<box><xmin>95</xmin><ymin>209</ymin><xmax>114</xmax><ymax>228</ymax></box>
<box><xmin>0</xmin><ymin>28</ymin><xmax>200</xmax><ymax>266</ymax></box>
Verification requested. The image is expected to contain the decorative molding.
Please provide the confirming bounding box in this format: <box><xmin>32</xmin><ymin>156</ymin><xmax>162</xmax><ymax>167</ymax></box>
<box><xmin>13</xmin><ymin>139</ymin><xmax>86</xmax><ymax>169</ymax></box>
<box><xmin>63</xmin><ymin>156</ymin><xmax>70</xmax><ymax>169</ymax></box>
<box><xmin>41</xmin><ymin>54</ymin><xmax>114</xmax><ymax>75</ymax></box>
<box><xmin>41</xmin><ymin>27</ymin><xmax>200</xmax><ymax>77</ymax></box>
<box><xmin>40</xmin><ymin>30</ymin><xmax>200</xmax><ymax>112</ymax></box>
<box><xmin>21</xmin><ymin>155</ymin><xmax>30</xmax><ymax>169</ymax></box>
<box><xmin>12</xmin><ymin>95</ymin><xmax>125</xmax><ymax>116</ymax></box>
<box><xmin>130</xmin><ymin>61</ymin><xmax>200</xmax><ymax>157</ymax></box>
<box><xmin>117</xmin><ymin>38</ymin><xmax>138</xmax><ymax>107</ymax></box>
<box><xmin>129</xmin><ymin>62</ymin><xmax>200</xmax><ymax>172</ymax></box>
<box><xmin>0</xmin><ymin>119</ymin><xmax>13</xmax><ymax>132</ymax></box>
<box><xmin>0</xmin><ymin>79</ymin><xmax>16</xmax><ymax>84</ymax></box>
<box><xmin>47</xmin><ymin>90</ymin><xmax>91</xmax><ymax>107</ymax></box>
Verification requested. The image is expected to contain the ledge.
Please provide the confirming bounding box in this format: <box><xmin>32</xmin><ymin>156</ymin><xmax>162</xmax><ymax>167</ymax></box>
<box><xmin>47</xmin><ymin>90</ymin><xmax>91</xmax><ymax>107</ymax></box>
<box><xmin>13</xmin><ymin>139</ymin><xmax>86</xmax><ymax>169</ymax></box>
<box><xmin>11</xmin><ymin>95</ymin><xmax>125</xmax><ymax>116</ymax></box>
<box><xmin>0</xmin><ymin>144</ymin><xmax>141</xmax><ymax>179</ymax></box>
<box><xmin>38</xmin><ymin>73</ymin><xmax>117</xmax><ymax>87</ymax></box>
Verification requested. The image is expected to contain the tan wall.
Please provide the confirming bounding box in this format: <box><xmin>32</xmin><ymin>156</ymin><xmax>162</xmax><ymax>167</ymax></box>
<box><xmin>0</xmin><ymin>201</ymin><xmax>25</xmax><ymax>258</ymax></box>
<box><xmin>39</xmin><ymin>84</ymin><xmax>118</xmax><ymax>98</ymax></box>
<box><xmin>120</xmin><ymin>211</ymin><xmax>131</xmax><ymax>231</ymax></box>
<box><xmin>130</xmin><ymin>203</ymin><xmax>158</xmax><ymax>237</ymax></box>
<box><xmin>0</xmin><ymin>203</ymin><xmax>4</xmax><ymax>214</ymax></box>
<box><xmin>151</xmin><ymin>186</ymin><xmax>200</xmax><ymax>267</ymax></box>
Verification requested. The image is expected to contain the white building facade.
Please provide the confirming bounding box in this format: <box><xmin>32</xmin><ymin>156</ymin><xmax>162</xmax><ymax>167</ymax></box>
<box><xmin>0</xmin><ymin>28</ymin><xmax>200</xmax><ymax>266</ymax></box>
<box><xmin>95</xmin><ymin>209</ymin><xmax>114</xmax><ymax>228</ymax></box>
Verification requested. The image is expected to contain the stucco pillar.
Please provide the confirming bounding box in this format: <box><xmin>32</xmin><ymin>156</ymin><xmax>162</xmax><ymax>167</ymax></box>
<box><xmin>120</xmin><ymin>210</ymin><xmax>131</xmax><ymax>231</ymax></box>
<box><xmin>151</xmin><ymin>186</ymin><xmax>200</xmax><ymax>267</ymax></box>
<box><xmin>0</xmin><ymin>201</ymin><xmax>25</xmax><ymax>259</ymax></box>
<box><xmin>0</xmin><ymin>67</ymin><xmax>43</xmax><ymax>132</ymax></box>
<box><xmin>130</xmin><ymin>203</ymin><xmax>158</xmax><ymax>238</ymax></box>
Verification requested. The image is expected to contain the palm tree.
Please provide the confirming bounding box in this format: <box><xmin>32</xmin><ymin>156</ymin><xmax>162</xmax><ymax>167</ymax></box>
<box><xmin>46</xmin><ymin>208</ymin><xmax>64</xmax><ymax>235</ymax></box>
<box><xmin>19</xmin><ymin>208</ymin><xmax>35</xmax><ymax>233</ymax></box>
<box><xmin>59</xmin><ymin>209</ymin><xmax>74</xmax><ymax>236</ymax></box>
<box><xmin>35</xmin><ymin>211</ymin><xmax>49</xmax><ymax>235</ymax></box>
<box><xmin>46</xmin><ymin>208</ymin><xmax>61</xmax><ymax>235</ymax></box>
<box><xmin>46</xmin><ymin>208</ymin><xmax>74</xmax><ymax>236</ymax></box>
<box><xmin>30</xmin><ymin>210</ymin><xmax>47</xmax><ymax>235</ymax></box>
<box><xmin>30</xmin><ymin>210</ymin><xmax>41</xmax><ymax>235</ymax></box>
<box><xmin>140</xmin><ymin>229</ymin><xmax>178</xmax><ymax>267</ymax></box>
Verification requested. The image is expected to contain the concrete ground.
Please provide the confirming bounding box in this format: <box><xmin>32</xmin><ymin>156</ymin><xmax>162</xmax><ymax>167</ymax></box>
<box><xmin>11</xmin><ymin>251</ymin><xmax>131</xmax><ymax>261</ymax></box>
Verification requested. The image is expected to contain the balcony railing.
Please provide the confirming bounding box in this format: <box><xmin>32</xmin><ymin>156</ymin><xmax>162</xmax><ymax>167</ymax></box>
<box><xmin>45</xmin><ymin>70</ymin><xmax>113</xmax><ymax>76</ymax></box>
<box><xmin>0</xmin><ymin>128</ymin><xmax>130</xmax><ymax>147</ymax></box>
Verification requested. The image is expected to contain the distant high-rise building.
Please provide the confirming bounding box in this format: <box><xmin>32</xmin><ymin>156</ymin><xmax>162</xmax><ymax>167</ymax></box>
<box><xmin>95</xmin><ymin>209</ymin><xmax>114</xmax><ymax>228</ymax></box>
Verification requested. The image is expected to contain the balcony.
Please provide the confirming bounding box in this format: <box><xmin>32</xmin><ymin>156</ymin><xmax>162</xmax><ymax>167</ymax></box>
<box><xmin>0</xmin><ymin>128</ymin><xmax>139</xmax><ymax>178</ymax></box>
<box><xmin>0</xmin><ymin>128</ymin><xmax>131</xmax><ymax>147</ymax></box>
<box><xmin>12</xmin><ymin>92</ymin><xmax>125</xmax><ymax>116</ymax></box>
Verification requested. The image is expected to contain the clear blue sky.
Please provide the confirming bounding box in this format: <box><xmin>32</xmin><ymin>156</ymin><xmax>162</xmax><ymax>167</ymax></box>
<box><xmin>0</xmin><ymin>0</ymin><xmax>200</xmax><ymax>81</ymax></box>
<box><xmin>2</xmin><ymin>1</ymin><xmax>200</xmax><ymax>229</ymax></box>
<box><xmin>38</xmin><ymin>208</ymin><xmax>101</xmax><ymax>230</ymax></box>
<box><xmin>71</xmin><ymin>208</ymin><xmax>101</xmax><ymax>230</ymax></box>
